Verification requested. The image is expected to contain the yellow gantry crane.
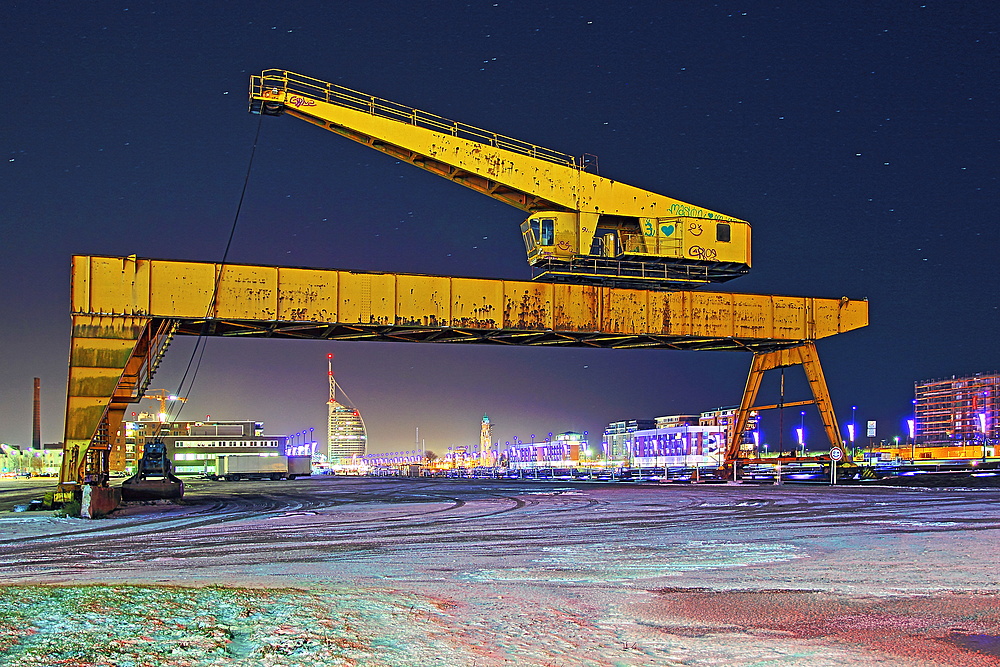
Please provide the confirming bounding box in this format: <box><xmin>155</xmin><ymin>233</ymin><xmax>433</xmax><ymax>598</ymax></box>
<box><xmin>54</xmin><ymin>71</ymin><xmax>865</xmax><ymax>506</ymax></box>
<box><xmin>249</xmin><ymin>70</ymin><xmax>751</xmax><ymax>290</ymax></box>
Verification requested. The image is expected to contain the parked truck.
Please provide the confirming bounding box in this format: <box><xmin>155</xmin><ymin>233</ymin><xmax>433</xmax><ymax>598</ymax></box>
<box><xmin>210</xmin><ymin>454</ymin><xmax>312</xmax><ymax>481</ymax></box>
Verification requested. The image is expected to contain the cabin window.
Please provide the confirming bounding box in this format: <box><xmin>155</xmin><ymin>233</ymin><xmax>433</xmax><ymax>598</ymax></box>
<box><xmin>716</xmin><ymin>223</ymin><xmax>731</xmax><ymax>243</ymax></box>
<box><xmin>539</xmin><ymin>218</ymin><xmax>555</xmax><ymax>246</ymax></box>
<box><xmin>521</xmin><ymin>227</ymin><xmax>534</xmax><ymax>254</ymax></box>
<box><xmin>530</xmin><ymin>219</ymin><xmax>541</xmax><ymax>242</ymax></box>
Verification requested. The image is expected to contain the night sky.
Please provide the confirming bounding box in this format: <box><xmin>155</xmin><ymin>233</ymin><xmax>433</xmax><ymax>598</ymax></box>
<box><xmin>1</xmin><ymin>1</ymin><xmax>997</xmax><ymax>454</ymax></box>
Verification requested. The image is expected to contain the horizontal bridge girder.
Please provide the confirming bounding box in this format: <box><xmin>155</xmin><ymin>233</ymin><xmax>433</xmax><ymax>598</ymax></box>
<box><xmin>71</xmin><ymin>255</ymin><xmax>867</xmax><ymax>350</ymax></box>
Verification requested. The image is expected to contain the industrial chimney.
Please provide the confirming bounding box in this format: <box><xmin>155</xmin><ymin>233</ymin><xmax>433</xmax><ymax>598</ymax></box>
<box><xmin>32</xmin><ymin>377</ymin><xmax>41</xmax><ymax>449</ymax></box>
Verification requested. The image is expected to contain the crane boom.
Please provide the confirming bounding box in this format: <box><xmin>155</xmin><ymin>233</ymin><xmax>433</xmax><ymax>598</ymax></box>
<box><xmin>142</xmin><ymin>389</ymin><xmax>186</xmax><ymax>423</ymax></box>
<box><xmin>250</xmin><ymin>69</ymin><xmax>751</xmax><ymax>289</ymax></box>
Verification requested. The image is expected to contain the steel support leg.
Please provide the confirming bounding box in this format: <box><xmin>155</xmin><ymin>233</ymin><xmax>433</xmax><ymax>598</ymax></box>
<box><xmin>728</xmin><ymin>342</ymin><xmax>846</xmax><ymax>466</ymax></box>
<box><xmin>58</xmin><ymin>317</ymin><xmax>176</xmax><ymax>501</ymax></box>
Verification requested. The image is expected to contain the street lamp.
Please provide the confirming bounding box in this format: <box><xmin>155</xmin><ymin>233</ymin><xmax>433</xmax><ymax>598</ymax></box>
<box><xmin>907</xmin><ymin>419</ymin><xmax>915</xmax><ymax>461</ymax></box>
<box><xmin>979</xmin><ymin>413</ymin><xmax>988</xmax><ymax>461</ymax></box>
<box><xmin>799</xmin><ymin>411</ymin><xmax>806</xmax><ymax>456</ymax></box>
<box><xmin>850</xmin><ymin>405</ymin><xmax>857</xmax><ymax>455</ymax></box>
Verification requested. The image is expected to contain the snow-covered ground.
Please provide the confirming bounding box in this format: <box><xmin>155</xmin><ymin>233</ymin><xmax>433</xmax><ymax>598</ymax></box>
<box><xmin>1</xmin><ymin>478</ymin><xmax>998</xmax><ymax>665</ymax></box>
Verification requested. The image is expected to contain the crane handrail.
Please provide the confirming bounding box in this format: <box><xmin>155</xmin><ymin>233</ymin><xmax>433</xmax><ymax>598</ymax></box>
<box><xmin>251</xmin><ymin>69</ymin><xmax>579</xmax><ymax>169</ymax></box>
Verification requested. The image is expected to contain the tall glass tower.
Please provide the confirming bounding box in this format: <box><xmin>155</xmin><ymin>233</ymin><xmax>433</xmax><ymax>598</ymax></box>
<box><xmin>327</xmin><ymin>354</ymin><xmax>367</xmax><ymax>462</ymax></box>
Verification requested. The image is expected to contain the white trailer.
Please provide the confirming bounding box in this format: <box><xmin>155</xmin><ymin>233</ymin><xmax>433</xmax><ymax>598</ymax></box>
<box><xmin>211</xmin><ymin>455</ymin><xmax>311</xmax><ymax>481</ymax></box>
<box><xmin>287</xmin><ymin>455</ymin><xmax>312</xmax><ymax>479</ymax></box>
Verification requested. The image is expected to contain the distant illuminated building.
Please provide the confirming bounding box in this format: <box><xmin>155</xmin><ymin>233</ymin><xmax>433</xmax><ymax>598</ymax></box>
<box><xmin>604</xmin><ymin>409</ymin><xmax>758</xmax><ymax>462</ymax></box>
<box><xmin>626</xmin><ymin>424</ymin><xmax>725</xmax><ymax>467</ymax></box>
<box><xmin>915</xmin><ymin>372</ymin><xmax>999</xmax><ymax>446</ymax></box>
<box><xmin>119</xmin><ymin>418</ymin><xmax>286</xmax><ymax>476</ymax></box>
<box><xmin>654</xmin><ymin>414</ymin><xmax>699</xmax><ymax>429</ymax></box>
<box><xmin>602</xmin><ymin>420</ymin><xmax>654</xmax><ymax>460</ymax></box>
<box><xmin>327</xmin><ymin>354</ymin><xmax>367</xmax><ymax>462</ymax></box>
<box><xmin>699</xmin><ymin>406</ymin><xmax>759</xmax><ymax>455</ymax></box>
<box><xmin>480</xmin><ymin>414</ymin><xmax>494</xmax><ymax>463</ymax></box>
<box><xmin>505</xmin><ymin>431</ymin><xmax>588</xmax><ymax>468</ymax></box>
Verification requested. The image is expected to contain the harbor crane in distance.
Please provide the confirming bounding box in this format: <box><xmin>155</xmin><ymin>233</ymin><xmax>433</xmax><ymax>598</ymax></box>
<box><xmin>141</xmin><ymin>389</ymin><xmax>186</xmax><ymax>423</ymax></box>
<box><xmin>249</xmin><ymin>70</ymin><xmax>751</xmax><ymax>290</ymax></box>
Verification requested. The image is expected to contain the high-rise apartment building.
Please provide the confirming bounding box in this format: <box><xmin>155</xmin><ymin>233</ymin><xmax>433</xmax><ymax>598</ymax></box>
<box><xmin>914</xmin><ymin>372</ymin><xmax>999</xmax><ymax>446</ymax></box>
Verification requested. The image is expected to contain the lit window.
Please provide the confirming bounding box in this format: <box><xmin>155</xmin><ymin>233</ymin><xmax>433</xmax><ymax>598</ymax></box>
<box><xmin>539</xmin><ymin>218</ymin><xmax>555</xmax><ymax>246</ymax></box>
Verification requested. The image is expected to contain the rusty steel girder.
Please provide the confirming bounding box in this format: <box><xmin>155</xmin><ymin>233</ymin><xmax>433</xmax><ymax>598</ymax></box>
<box><xmin>69</xmin><ymin>255</ymin><xmax>866</xmax><ymax>347</ymax></box>
<box><xmin>60</xmin><ymin>255</ymin><xmax>867</xmax><ymax>490</ymax></box>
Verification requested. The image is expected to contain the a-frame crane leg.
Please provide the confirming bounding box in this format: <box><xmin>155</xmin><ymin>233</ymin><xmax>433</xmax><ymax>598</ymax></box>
<box><xmin>727</xmin><ymin>342</ymin><xmax>847</xmax><ymax>468</ymax></box>
<box><xmin>57</xmin><ymin>316</ymin><xmax>176</xmax><ymax>513</ymax></box>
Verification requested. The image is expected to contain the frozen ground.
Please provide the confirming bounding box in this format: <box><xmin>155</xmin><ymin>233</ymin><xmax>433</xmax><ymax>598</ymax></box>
<box><xmin>1</xmin><ymin>477</ymin><xmax>999</xmax><ymax>666</ymax></box>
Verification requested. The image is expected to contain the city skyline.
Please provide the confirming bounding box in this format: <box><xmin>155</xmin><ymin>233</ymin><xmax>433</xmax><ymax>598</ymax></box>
<box><xmin>12</xmin><ymin>363</ymin><xmax>993</xmax><ymax>456</ymax></box>
<box><xmin>2</xmin><ymin>2</ymin><xmax>996</xmax><ymax>454</ymax></box>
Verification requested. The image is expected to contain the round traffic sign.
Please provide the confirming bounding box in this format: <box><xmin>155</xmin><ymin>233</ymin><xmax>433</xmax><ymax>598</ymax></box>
<box><xmin>829</xmin><ymin>447</ymin><xmax>844</xmax><ymax>461</ymax></box>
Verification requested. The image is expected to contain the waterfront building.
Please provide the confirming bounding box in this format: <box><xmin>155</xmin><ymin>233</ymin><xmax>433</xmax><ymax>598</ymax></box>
<box><xmin>327</xmin><ymin>354</ymin><xmax>367</xmax><ymax>463</ymax></box>
<box><xmin>327</xmin><ymin>403</ymin><xmax>367</xmax><ymax>463</ymax></box>
<box><xmin>654</xmin><ymin>414</ymin><xmax>699</xmax><ymax>429</ymax></box>
<box><xmin>699</xmin><ymin>406</ymin><xmax>760</xmax><ymax>456</ymax></box>
<box><xmin>506</xmin><ymin>431</ymin><xmax>588</xmax><ymax>469</ymax></box>
<box><xmin>604</xmin><ymin>408</ymin><xmax>759</xmax><ymax>465</ymax></box>
<box><xmin>914</xmin><ymin>372</ymin><xmax>999</xmax><ymax>451</ymax></box>
<box><xmin>602</xmin><ymin>420</ymin><xmax>654</xmax><ymax>461</ymax></box>
<box><xmin>626</xmin><ymin>424</ymin><xmax>727</xmax><ymax>468</ymax></box>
